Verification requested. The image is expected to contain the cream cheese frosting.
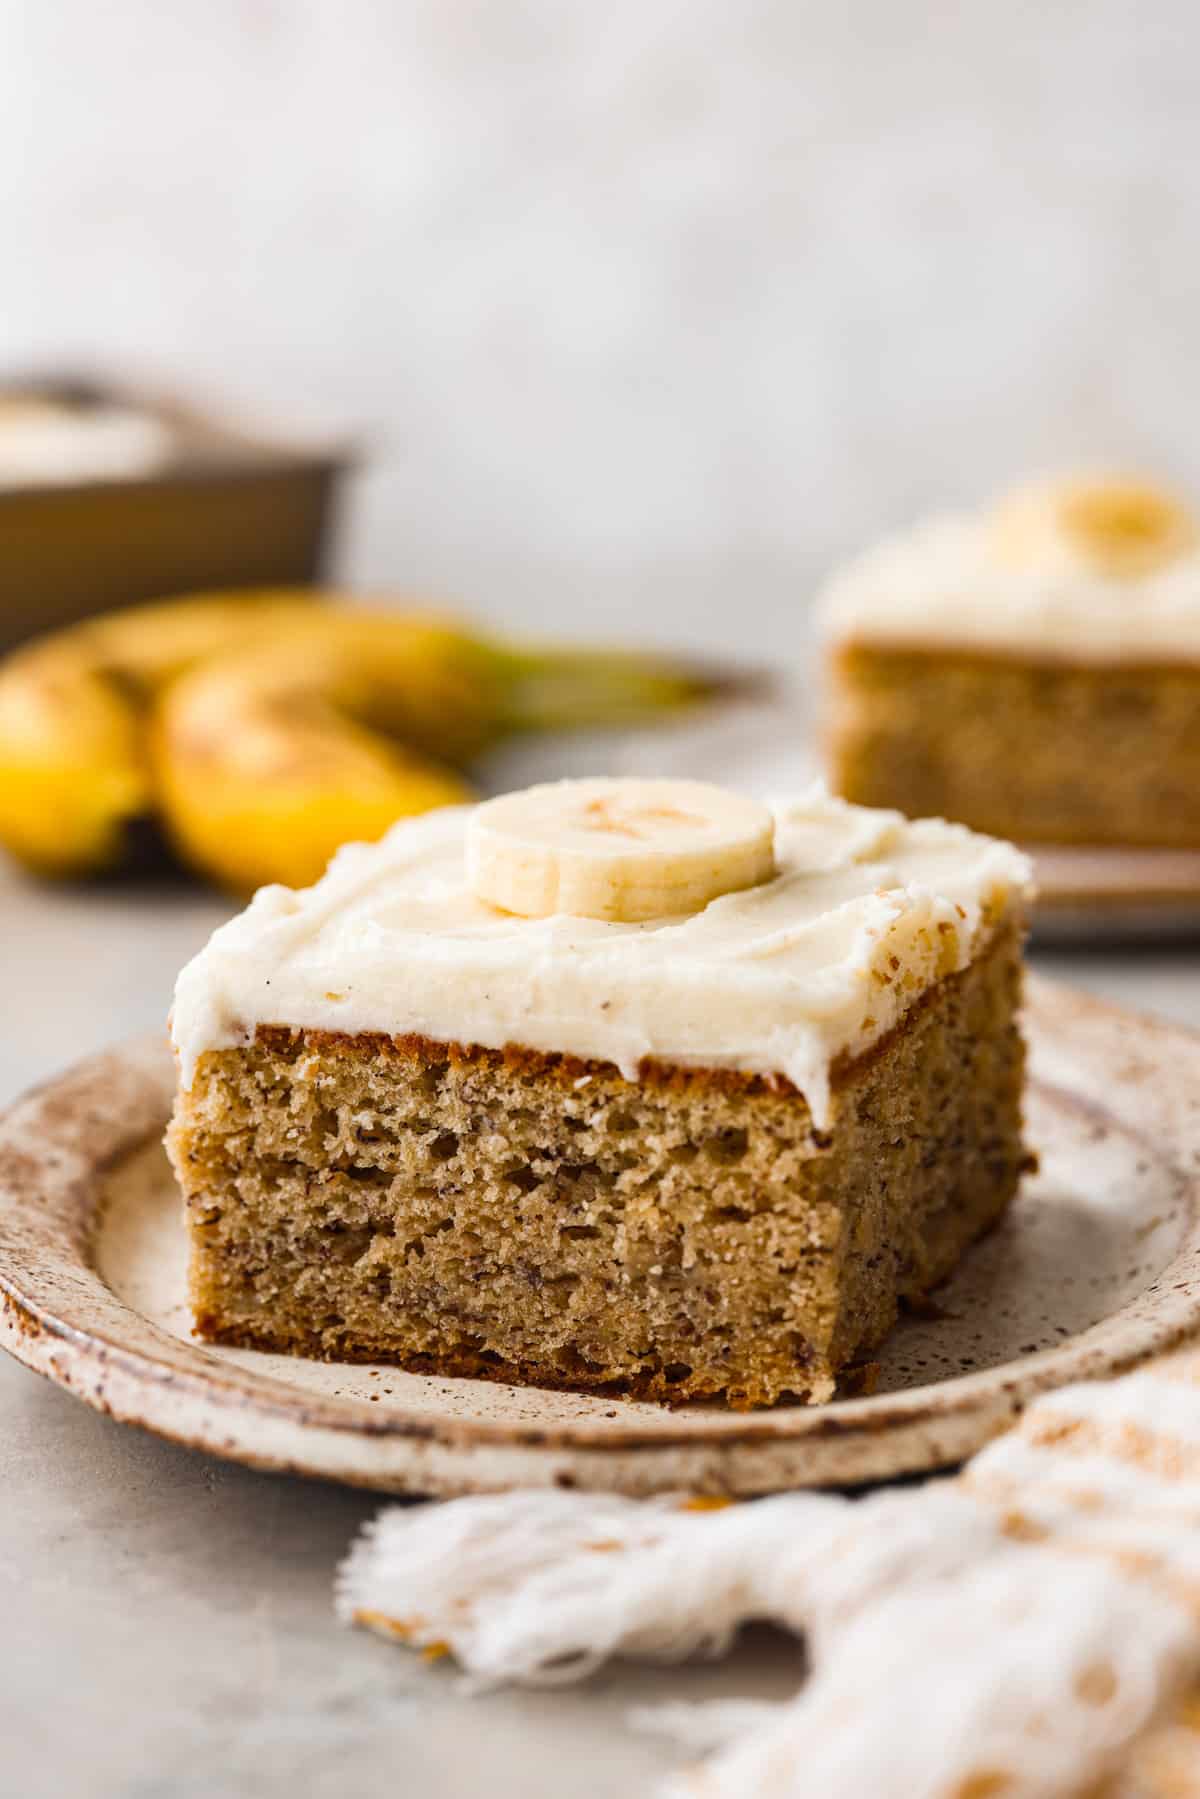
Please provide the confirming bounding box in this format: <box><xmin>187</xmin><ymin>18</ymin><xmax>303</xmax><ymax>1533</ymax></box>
<box><xmin>171</xmin><ymin>787</ymin><xmax>1032</xmax><ymax>1126</ymax></box>
<box><xmin>818</xmin><ymin>512</ymin><xmax>1200</xmax><ymax>664</ymax></box>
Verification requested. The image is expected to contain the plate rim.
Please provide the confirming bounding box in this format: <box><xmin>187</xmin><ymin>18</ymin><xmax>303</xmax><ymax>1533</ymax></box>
<box><xmin>3</xmin><ymin>977</ymin><xmax>1200</xmax><ymax>1493</ymax></box>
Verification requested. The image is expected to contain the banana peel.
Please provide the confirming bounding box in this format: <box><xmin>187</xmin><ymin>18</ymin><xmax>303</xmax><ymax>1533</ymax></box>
<box><xmin>0</xmin><ymin>592</ymin><xmax>734</xmax><ymax>894</ymax></box>
<box><xmin>0</xmin><ymin>589</ymin><xmax>324</xmax><ymax>877</ymax></box>
<box><xmin>151</xmin><ymin>632</ymin><xmax>478</xmax><ymax>894</ymax></box>
<box><xmin>0</xmin><ymin>645</ymin><xmax>145</xmax><ymax>876</ymax></box>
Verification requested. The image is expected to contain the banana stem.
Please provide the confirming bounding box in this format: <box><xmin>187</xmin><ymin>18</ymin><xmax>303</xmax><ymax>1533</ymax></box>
<box><xmin>488</xmin><ymin>642</ymin><xmax>763</xmax><ymax>736</ymax></box>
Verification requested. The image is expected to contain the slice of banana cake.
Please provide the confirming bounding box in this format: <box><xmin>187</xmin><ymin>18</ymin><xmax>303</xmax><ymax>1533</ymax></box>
<box><xmin>822</xmin><ymin>474</ymin><xmax>1200</xmax><ymax>847</ymax></box>
<box><xmin>168</xmin><ymin>777</ymin><xmax>1033</xmax><ymax>1407</ymax></box>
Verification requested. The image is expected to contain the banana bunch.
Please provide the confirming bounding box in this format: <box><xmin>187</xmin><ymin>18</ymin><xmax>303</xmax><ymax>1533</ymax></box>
<box><xmin>0</xmin><ymin>592</ymin><xmax>728</xmax><ymax>894</ymax></box>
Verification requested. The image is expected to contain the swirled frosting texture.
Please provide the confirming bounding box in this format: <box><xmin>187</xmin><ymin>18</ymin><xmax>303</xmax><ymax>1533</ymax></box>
<box><xmin>171</xmin><ymin>789</ymin><xmax>1031</xmax><ymax>1125</ymax></box>
<box><xmin>819</xmin><ymin>512</ymin><xmax>1200</xmax><ymax>663</ymax></box>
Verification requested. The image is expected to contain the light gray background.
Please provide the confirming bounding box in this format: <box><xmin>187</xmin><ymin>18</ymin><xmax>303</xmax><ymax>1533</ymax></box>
<box><xmin>4</xmin><ymin>4</ymin><xmax>1200</xmax><ymax>1795</ymax></box>
<box><xmin>4</xmin><ymin>0</ymin><xmax>1200</xmax><ymax>653</ymax></box>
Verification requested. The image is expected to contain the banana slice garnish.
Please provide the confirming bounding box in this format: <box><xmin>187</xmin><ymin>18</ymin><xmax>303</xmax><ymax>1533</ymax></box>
<box><xmin>992</xmin><ymin>475</ymin><xmax>1197</xmax><ymax>579</ymax></box>
<box><xmin>466</xmin><ymin>777</ymin><xmax>776</xmax><ymax>923</ymax></box>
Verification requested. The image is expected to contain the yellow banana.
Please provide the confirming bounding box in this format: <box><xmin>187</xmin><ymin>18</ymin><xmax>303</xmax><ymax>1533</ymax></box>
<box><xmin>151</xmin><ymin>630</ymin><xmax>478</xmax><ymax>894</ymax></box>
<box><xmin>0</xmin><ymin>590</ymin><xmax>324</xmax><ymax>877</ymax></box>
<box><xmin>151</xmin><ymin>616</ymin><xmax>726</xmax><ymax>894</ymax></box>
<box><xmin>0</xmin><ymin>644</ymin><xmax>145</xmax><ymax>876</ymax></box>
<box><xmin>0</xmin><ymin>591</ymin><xmax>731</xmax><ymax>892</ymax></box>
<box><xmin>82</xmin><ymin>588</ymin><xmax>327</xmax><ymax>682</ymax></box>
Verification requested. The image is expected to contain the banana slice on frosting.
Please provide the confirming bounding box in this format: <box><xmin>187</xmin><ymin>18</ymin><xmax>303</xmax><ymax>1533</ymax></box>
<box><xmin>466</xmin><ymin>777</ymin><xmax>776</xmax><ymax>923</ymax></box>
<box><xmin>992</xmin><ymin>474</ymin><xmax>1197</xmax><ymax>580</ymax></box>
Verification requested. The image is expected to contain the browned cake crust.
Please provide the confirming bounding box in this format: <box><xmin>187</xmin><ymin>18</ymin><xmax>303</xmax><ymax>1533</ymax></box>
<box><xmin>827</xmin><ymin>641</ymin><xmax>1200</xmax><ymax>847</ymax></box>
<box><xmin>167</xmin><ymin>918</ymin><xmax>1028</xmax><ymax>1408</ymax></box>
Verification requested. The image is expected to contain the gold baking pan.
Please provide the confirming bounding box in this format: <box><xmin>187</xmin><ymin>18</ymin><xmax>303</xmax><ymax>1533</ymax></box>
<box><xmin>0</xmin><ymin>374</ymin><xmax>351</xmax><ymax>649</ymax></box>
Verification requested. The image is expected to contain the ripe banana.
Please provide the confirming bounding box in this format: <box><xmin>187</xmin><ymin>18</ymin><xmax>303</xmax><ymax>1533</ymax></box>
<box><xmin>466</xmin><ymin>777</ymin><xmax>776</xmax><ymax>921</ymax></box>
<box><xmin>152</xmin><ymin>625</ymin><xmax>729</xmax><ymax>895</ymax></box>
<box><xmin>0</xmin><ymin>644</ymin><xmax>146</xmax><ymax>876</ymax></box>
<box><xmin>0</xmin><ymin>590</ymin><xmax>322</xmax><ymax>877</ymax></box>
<box><xmin>151</xmin><ymin>631</ymin><xmax>478</xmax><ymax>894</ymax></box>
<box><xmin>992</xmin><ymin>475</ymin><xmax>1196</xmax><ymax>580</ymax></box>
<box><xmin>0</xmin><ymin>589</ymin><xmax>732</xmax><ymax>892</ymax></box>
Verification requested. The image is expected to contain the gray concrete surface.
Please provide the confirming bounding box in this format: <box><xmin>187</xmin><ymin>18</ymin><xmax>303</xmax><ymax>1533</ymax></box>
<box><xmin>3</xmin><ymin>853</ymin><xmax>1200</xmax><ymax>1799</ymax></box>
<box><xmin>3</xmin><ymin>1348</ymin><xmax>813</xmax><ymax>1799</ymax></box>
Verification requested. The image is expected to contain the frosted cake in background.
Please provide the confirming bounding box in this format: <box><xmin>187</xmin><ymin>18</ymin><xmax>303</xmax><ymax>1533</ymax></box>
<box><xmin>822</xmin><ymin>476</ymin><xmax>1200</xmax><ymax>846</ymax></box>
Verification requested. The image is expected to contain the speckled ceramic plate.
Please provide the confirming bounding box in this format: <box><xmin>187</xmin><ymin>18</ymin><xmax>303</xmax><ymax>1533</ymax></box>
<box><xmin>1022</xmin><ymin>845</ymin><xmax>1200</xmax><ymax>942</ymax></box>
<box><xmin>2</xmin><ymin>976</ymin><xmax>1200</xmax><ymax>1496</ymax></box>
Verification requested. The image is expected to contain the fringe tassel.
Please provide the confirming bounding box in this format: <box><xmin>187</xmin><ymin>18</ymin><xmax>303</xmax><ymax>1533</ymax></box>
<box><xmin>337</xmin><ymin>1353</ymin><xmax>1200</xmax><ymax>1795</ymax></box>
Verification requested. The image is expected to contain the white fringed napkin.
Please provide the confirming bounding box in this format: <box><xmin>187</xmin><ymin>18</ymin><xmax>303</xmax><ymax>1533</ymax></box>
<box><xmin>338</xmin><ymin>1344</ymin><xmax>1200</xmax><ymax>1798</ymax></box>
